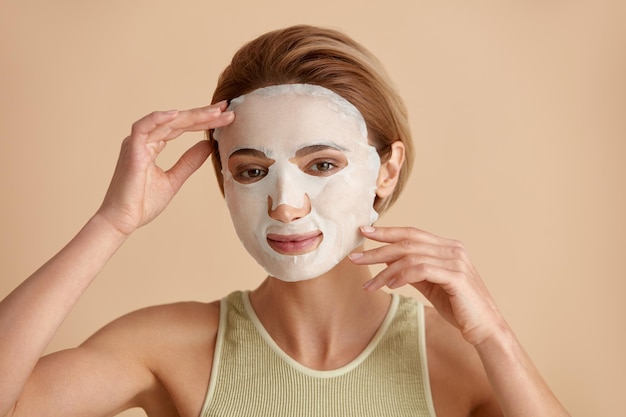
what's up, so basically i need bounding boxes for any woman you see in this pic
[0,25,569,416]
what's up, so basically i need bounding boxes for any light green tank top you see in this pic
[199,291,436,417]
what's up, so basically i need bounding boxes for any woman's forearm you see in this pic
[0,213,127,416]
[474,324,570,417]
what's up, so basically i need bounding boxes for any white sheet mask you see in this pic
[214,84,380,282]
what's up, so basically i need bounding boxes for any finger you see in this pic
[165,140,212,193]
[165,103,228,130]
[146,107,234,143]
[350,227,467,266]
[349,240,458,266]
[150,112,235,143]
[386,256,470,289]
[128,101,228,139]
[359,225,458,246]
[130,110,180,137]
[363,258,463,292]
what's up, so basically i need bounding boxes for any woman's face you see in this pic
[214,84,380,282]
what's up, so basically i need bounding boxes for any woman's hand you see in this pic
[96,102,234,236]
[349,226,506,346]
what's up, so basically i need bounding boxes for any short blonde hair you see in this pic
[209,25,413,213]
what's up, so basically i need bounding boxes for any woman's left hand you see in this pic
[349,226,506,346]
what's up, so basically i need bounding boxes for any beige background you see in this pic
[1,1,624,415]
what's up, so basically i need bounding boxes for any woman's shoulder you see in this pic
[126,299,221,331]
[82,298,222,379]
[85,299,221,347]
[80,298,223,415]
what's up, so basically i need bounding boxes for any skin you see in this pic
[0,103,570,417]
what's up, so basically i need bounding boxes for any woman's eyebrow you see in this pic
[294,144,346,157]
[228,148,271,160]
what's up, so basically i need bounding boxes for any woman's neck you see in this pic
[248,256,392,370]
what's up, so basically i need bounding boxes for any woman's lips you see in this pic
[266,231,323,255]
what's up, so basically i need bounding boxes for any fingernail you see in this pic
[214,100,228,109]
[387,279,397,289]
[363,279,374,290]
[348,252,363,260]
[361,225,375,233]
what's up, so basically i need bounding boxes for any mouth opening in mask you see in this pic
[266,230,324,256]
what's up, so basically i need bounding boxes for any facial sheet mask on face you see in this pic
[213,84,380,282]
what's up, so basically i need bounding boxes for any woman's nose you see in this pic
[266,171,312,223]
[267,194,311,223]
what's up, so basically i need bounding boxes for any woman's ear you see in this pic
[376,141,405,199]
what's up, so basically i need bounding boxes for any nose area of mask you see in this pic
[267,161,307,210]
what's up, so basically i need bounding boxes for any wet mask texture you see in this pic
[214,84,380,282]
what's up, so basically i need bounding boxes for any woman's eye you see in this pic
[306,159,343,176]
[312,161,335,171]
[244,168,265,178]
[234,167,268,183]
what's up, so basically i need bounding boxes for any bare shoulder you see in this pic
[82,299,223,417]
[85,299,221,348]
[424,306,502,417]
[14,300,222,417]
[94,299,222,413]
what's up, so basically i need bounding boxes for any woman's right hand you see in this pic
[96,102,234,236]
